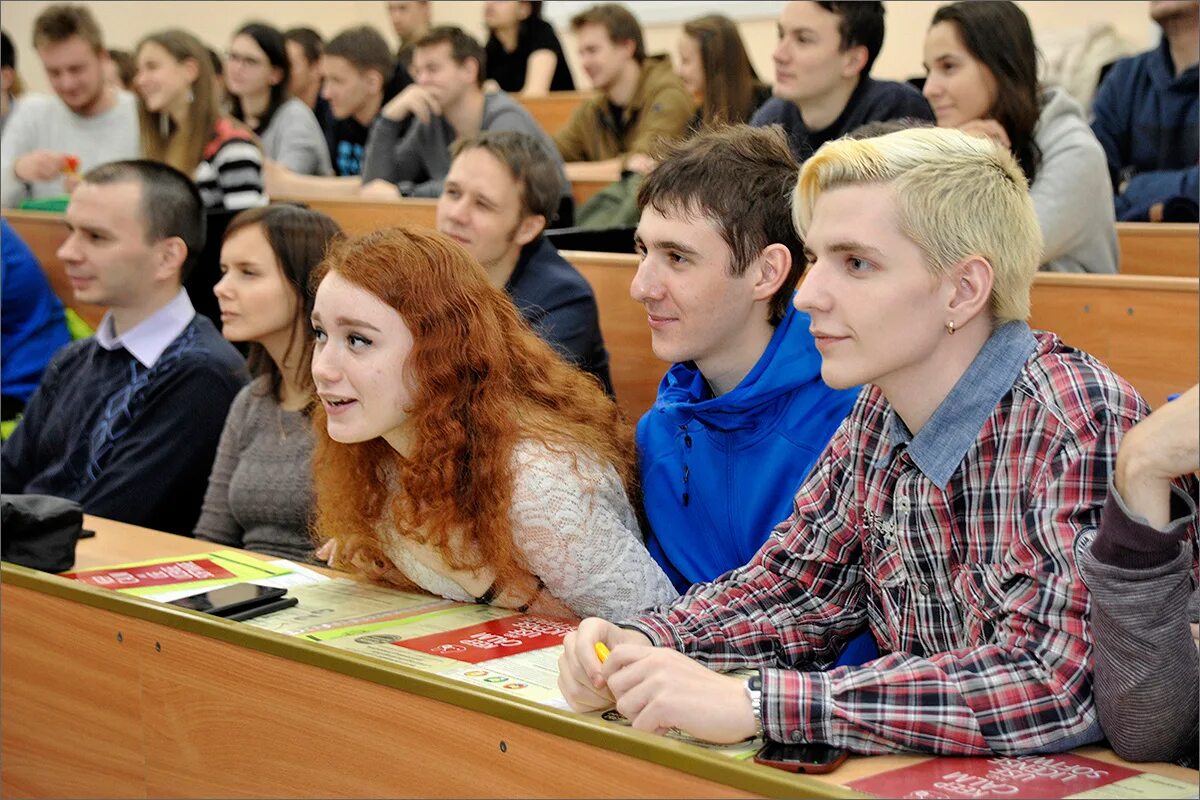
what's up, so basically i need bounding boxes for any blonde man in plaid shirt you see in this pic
[558,126,1148,756]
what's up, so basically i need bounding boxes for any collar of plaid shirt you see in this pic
[877,320,1038,488]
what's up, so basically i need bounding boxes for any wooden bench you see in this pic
[273,195,438,235]
[517,91,591,138]
[1116,222,1198,278]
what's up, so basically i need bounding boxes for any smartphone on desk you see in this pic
[754,741,849,774]
[167,583,294,620]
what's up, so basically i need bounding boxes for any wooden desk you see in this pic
[273,194,438,236]
[5,518,1195,798]
[518,91,591,137]
[1117,222,1199,278]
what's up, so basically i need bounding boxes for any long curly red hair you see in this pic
[310,226,634,593]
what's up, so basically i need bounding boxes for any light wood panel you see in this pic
[273,194,439,236]
[518,91,592,138]
[1116,222,1199,278]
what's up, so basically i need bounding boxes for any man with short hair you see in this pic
[631,125,859,597]
[1,4,139,208]
[437,130,610,393]
[362,26,569,211]
[387,0,432,72]
[321,25,396,178]
[1,160,249,536]
[559,127,1148,756]
[751,1,932,162]
[1090,0,1199,222]
[554,3,693,180]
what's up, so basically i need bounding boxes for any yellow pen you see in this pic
[594,641,611,663]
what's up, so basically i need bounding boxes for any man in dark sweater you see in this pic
[436,131,612,395]
[0,160,248,535]
[751,1,933,162]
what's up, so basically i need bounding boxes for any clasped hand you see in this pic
[557,617,758,744]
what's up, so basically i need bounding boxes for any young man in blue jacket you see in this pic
[632,125,860,595]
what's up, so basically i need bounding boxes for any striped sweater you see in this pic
[195,118,268,212]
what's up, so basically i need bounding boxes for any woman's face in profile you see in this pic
[310,270,417,448]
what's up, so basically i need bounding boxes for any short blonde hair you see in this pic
[793,127,1042,324]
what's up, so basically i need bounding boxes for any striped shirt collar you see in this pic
[880,320,1038,487]
[94,289,196,368]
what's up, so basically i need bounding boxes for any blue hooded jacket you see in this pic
[636,304,860,593]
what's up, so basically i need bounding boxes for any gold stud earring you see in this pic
[945,320,957,335]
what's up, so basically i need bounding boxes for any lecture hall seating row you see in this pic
[5,208,1196,413]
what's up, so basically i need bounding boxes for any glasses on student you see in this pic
[225,51,267,69]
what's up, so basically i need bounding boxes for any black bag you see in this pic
[1,494,84,572]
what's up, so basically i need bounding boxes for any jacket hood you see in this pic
[652,304,824,432]
[1036,85,1088,134]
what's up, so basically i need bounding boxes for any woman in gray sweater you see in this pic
[195,205,342,561]
[226,22,332,176]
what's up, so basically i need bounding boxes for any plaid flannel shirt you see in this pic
[625,322,1149,756]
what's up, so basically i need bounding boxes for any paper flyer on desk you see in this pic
[62,550,293,596]
[846,752,1198,799]
[243,578,454,636]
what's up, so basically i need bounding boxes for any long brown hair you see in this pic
[222,205,343,403]
[135,29,220,174]
[310,226,635,591]
[684,14,765,127]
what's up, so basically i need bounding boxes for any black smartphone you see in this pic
[167,583,287,618]
[753,741,849,774]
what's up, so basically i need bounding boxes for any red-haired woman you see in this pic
[309,226,676,619]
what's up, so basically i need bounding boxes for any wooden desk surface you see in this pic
[5,517,1196,798]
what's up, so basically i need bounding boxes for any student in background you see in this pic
[104,49,136,91]
[558,127,1147,755]
[437,131,609,392]
[1080,384,1198,768]
[226,22,332,176]
[282,26,335,155]
[1,30,21,134]
[196,206,343,562]
[923,1,1117,274]
[751,2,932,163]
[309,226,675,619]
[1091,0,1198,222]
[361,26,567,202]
[676,14,770,131]
[267,26,393,194]
[1,219,70,419]
[387,0,432,73]
[555,4,693,180]
[1,160,248,535]
[631,125,859,602]
[484,1,575,96]
[134,29,267,213]
[1,4,139,208]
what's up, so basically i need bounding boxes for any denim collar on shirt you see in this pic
[94,289,196,368]
[879,320,1037,488]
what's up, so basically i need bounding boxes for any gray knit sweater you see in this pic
[1078,484,1199,768]
[194,377,316,562]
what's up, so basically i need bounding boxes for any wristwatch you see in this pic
[744,672,765,738]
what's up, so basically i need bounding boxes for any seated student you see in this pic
[309,226,676,619]
[134,29,267,213]
[631,124,860,595]
[387,0,431,75]
[751,1,932,163]
[437,131,611,393]
[1091,0,1198,222]
[923,1,1117,274]
[195,205,343,562]
[264,26,397,197]
[1079,384,1198,768]
[2,29,22,135]
[2,4,140,208]
[558,127,1148,755]
[676,14,771,132]
[226,23,332,177]
[554,4,694,180]
[361,26,568,205]
[282,27,336,157]
[1,219,71,419]
[484,1,575,96]
[1,160,248,535]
